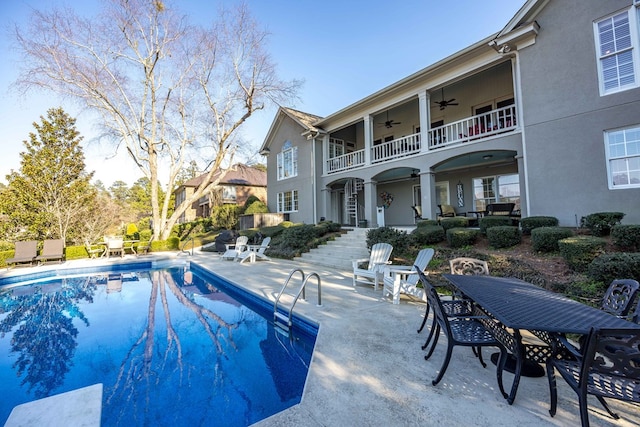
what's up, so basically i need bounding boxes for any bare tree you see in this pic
[14,0,300,240]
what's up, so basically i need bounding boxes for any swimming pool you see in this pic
[0,261,318,426]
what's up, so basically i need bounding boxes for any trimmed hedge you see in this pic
[558,235,607,272]
[520,216,559,235]
[446,227,479,248]
[416,219,439,227]
[440,216,469,230]
[580,212,625,236]
[366,226,409,255]
[478,216,511,234]
[611,224,640,251]
[587,252,640,285]
[486,226,522,249]
[411,225,445,245]
[531,227,574,252]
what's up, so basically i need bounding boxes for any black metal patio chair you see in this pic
[600,279,639,318]
[422,281,508,395]
[546,327,640,427]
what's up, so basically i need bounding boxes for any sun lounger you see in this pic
[6,240,38,268]
[35,239,65,265]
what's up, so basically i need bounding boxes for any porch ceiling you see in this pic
[434,150,516,172]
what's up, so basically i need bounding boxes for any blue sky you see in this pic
[0,0,527,187]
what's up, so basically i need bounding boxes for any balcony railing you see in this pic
[371,134,421,164]
[428,105,516,149]
[326,150,365,173]
[324,105,517,174]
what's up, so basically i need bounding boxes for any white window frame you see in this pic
[594,7,640,95]
[277,190,299,213]
[605,125,640,189]
[277,142,298,180]
[472,174,520,211]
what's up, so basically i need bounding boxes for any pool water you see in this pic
[0,262,317,426]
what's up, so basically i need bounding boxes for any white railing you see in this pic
[371,133,421,164]
[428,105,516,150]
[326,149,365,173]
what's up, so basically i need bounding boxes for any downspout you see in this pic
[311,133,317,224]
[512,50,531,217]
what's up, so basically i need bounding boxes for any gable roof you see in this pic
[259,107,324,154]
[179,164,266,189]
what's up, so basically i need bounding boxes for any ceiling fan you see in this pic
[434,88,458,110]
[379,111,401,128]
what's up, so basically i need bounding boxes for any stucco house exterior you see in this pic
[259,0,640,228]
[174,164,267,224]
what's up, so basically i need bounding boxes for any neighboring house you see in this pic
[260,0,640,228]
[174,164,267,223]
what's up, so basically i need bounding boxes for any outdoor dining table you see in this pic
[442,274,640,405]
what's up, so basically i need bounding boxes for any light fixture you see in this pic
[498,44,511,54]
[483,154,493,160]
[410,169,419,179]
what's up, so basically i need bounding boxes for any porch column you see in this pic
[319,186,330,222]
[363,179,378,227]
[515,153,528,217]
[321,134,329,175]
[419,91,430,153]
[420,171,437,220]
[363,114,372,165]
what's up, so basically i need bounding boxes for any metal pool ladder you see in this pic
[274,268,322,329]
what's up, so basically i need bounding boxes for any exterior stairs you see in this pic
[294,227,370,270]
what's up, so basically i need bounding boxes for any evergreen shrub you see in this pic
[446,227,479,248]
[478,216,511,234]
[531,227,574,252]
[558,235,607,272]
[519,216,559,235]
[587,252,640,285]
[440,217,468,230]
[611,224,640,251]
[411,225,445,245]
[486,226,521,249]
[580,212,625,236]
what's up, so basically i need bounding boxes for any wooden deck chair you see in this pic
[352,242,393,290]
[35,239,65,265]
[221,235,248,261]
[382,248,434,304]
[6,240,38,268]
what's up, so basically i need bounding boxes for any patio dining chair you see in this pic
[352,242,393,290]
[382,248,434,304]
[422,282,508,395]
[106,237,124,258]
[546,327,640,427]
[600,279,639,318]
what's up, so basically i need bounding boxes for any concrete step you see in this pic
[294,227,370,270]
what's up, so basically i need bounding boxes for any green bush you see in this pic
[531,226,574,252]
[244,200,269,214]
[580,212,625,236]
[440,216,468,230]
[587,252,640,285]
[243,195,262,210]
[446,227,479,248]
[65,245,88,260]
[411,225,445,245]
[558,235,607,272]
[149,237,180,252]
[486,226,521,249]
[520,216,559,235]
[478,216,511,234]
[267,223,340,259]
[416,219,439,227]
[211,204,242,230]
[366,226,409,255]
[611,224,640,251]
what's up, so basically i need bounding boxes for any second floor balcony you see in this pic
[325,104,517,174]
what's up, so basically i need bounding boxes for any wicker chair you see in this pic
[546,327,640,427]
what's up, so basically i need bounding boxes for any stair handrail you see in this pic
[301,272,322,307]
[180,237,195,256]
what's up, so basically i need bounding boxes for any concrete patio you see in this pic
[1,251,638,426]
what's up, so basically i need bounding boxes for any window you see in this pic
[277,141,298,180]
[277,190,299,213]
[594,9,637,94]
[329,138,345,158]
[472,174,520,211]
[435,182,449,206]
[605,125,640,188]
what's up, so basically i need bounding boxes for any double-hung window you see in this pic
[277,141,298,180]
[277,190,298,213]
[594,8,638,94]
[605,125,640,188]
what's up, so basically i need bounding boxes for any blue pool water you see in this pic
[0,261,317,426]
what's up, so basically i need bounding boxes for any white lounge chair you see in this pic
[237,236,271,263]
[352,242,393,290]
[382,248,435,304]
[221,235,249,260]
